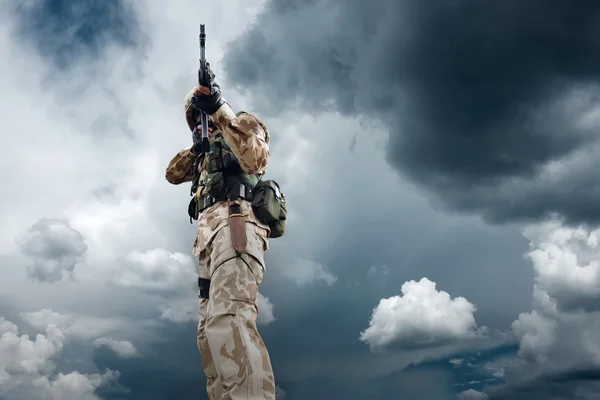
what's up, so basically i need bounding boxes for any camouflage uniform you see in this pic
[165,92,276,400]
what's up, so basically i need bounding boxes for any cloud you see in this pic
[158,298,197,324]
[0,0,288,398]
[20,309,134,341]
[450,358,464,367]
[159,291,276,327]
[257,292,276,325]
[16,218,88,283]
[106,248,278,326]
[10,0,140,70]
[475,221,600,399]
[367,265,391,285]
[0,0,563,398]
[368,265,390,277]
[109,248,197,295]
[458,389,489,400]
[92,337,139,358]
[275,386,288,399]
[0,318,64,387]
[281,258,338,286]
[522,221,600,312]
[0,317,119,399]
[360,278,487,351]
[24,370,121,400]
[221,0,600,225]
[109,248,202,326]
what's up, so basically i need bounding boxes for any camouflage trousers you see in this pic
[196,221,276,400]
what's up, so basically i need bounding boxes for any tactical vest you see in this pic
[187,128,287,239]
[188,130,259,220]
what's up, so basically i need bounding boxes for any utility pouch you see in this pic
[251,180,287,238]
[205,172,225,198]
[269,193,287,238]
[188,197,197,221]
[229,202,247,254]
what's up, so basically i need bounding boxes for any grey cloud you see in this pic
[275,361,460,400]
[236,115,530,393]
[108,248,197,296]
[257,293,276,325]
[279,258,337,287]
[275,386,289,399]
[458,389,489,400]
[92,338,140,358]
[10,0,141,71]
[16,218,88,283]
[470,222,600,399]
[0,316,122,400]
[522,222,600,313]
[486,367,600,400]
[0,1,570,398]
[222,0,600,225]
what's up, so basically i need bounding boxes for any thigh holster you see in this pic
[198,277,211,299]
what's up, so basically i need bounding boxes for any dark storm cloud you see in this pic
[9,0,140,69]
[486,366,600,400]
[222,0,600,225]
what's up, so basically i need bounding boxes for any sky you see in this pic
[1,0,600,399]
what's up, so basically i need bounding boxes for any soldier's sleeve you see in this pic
[165,146,198,184]
[210,103,270,175]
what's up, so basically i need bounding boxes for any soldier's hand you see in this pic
[191,126,203,153]
[193,85,211,96]
[191,82,226,115]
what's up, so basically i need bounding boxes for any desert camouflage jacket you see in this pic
[165,103,271,258]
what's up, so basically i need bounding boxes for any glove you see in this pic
[191,127,203,153]
[190,82,226,115]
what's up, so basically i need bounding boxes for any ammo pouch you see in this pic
[251,180,287,238]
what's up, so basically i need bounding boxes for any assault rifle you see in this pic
[197,23,211,153]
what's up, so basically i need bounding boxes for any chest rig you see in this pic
[187,130,259,221]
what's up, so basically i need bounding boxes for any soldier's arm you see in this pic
[165,147,198,184]
[210,103,270,175]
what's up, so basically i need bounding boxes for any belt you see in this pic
[190,183,254,221]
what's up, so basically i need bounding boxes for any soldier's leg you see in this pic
[205,226,276,399]
[197,250,223,400]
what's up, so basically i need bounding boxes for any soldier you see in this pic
[165,80,276,400]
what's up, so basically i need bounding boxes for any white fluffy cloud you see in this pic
[0,317,119,399]
[360,278,486,350]
[25,370,121,400]
[514,222,600,370]
[523,221,600,311]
